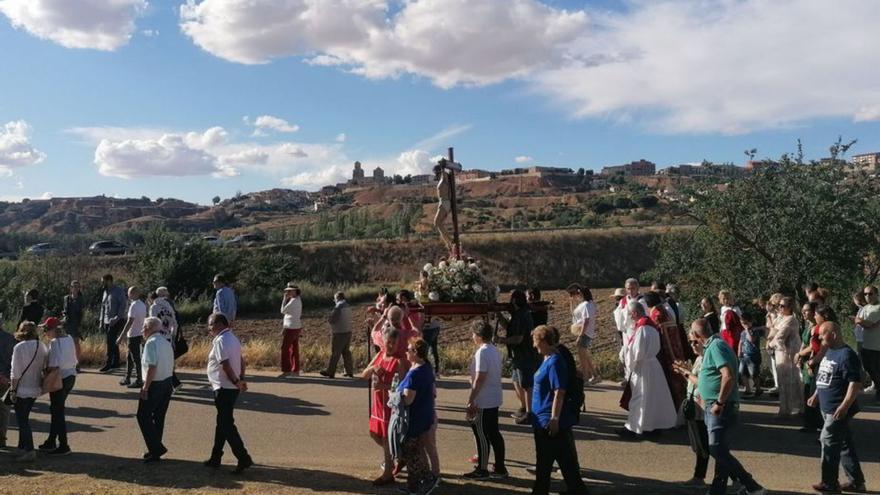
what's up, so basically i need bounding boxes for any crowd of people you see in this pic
[0,274,876,495]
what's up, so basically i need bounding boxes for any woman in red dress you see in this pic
[362,319,409,485]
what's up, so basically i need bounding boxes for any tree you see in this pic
[647,144,880,316]
[577,168,585,176]
[635,195,659,208]
[212,196,221,206]
[393,174,405,185]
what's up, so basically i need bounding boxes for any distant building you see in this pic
[601,159,656,176]
[458,169,492,182]
[352,161,365,183]
[409,174,433,185]
[346,161,388,187]
[852,152,880,171]
[373,166,385,182]
[745,159,778,172]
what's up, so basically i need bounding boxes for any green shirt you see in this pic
[862,303,880,351]
[698,335,740,405]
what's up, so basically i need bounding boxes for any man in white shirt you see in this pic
[119,287,147,388]
[204,313,253,474]
[280,283,303,377]
[136,317,174,462]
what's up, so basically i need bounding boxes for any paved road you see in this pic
[1,368,878,494]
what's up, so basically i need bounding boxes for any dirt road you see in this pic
[0,369,877,494]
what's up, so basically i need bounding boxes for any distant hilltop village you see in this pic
[321,151,880,195]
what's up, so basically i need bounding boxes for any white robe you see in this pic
[619,323,677,434]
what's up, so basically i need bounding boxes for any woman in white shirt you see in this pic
[40,317,78,455]
[464,320,506,480]
[9,321,47,462]
[567,284,600,385]
[280,283,303,377]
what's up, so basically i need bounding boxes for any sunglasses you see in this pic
[864,292,876,296]
[688,340,700,345]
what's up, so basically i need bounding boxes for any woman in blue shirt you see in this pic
[530,325,589,495]
[398,338,438,494]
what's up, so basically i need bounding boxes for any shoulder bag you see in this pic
[2,343,39,405]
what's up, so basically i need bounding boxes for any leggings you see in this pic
[470,407,506,471]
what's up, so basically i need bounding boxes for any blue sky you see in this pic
[0,0,878,205]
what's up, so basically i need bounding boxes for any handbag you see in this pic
[570,322,582,336]
[4,343,39,405]
[681,390,697,421]
[619,374,632,411]
[42,368,63,395]
[173,329,189,359]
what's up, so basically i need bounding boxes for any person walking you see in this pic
[321,291,353,378]
[692,318,766,495]
[362,325,406,486]
[463,320,507,480]
[808,322,867,493]
[62,280,85,363]
[494,289,538,425]
[567,284,600,385]
[150,287,182,392]
[212,274,237,324]
[280,283,303,378]
[118,287,146,388]
[397,338,438,494]
[39,317,78,455]
[530,325,589,495]
[204,313,253,474]
[770,297,804,416]
[9,321,48,462]
[673,320,711,487]
[0,325,18,449]
[99,274,127,372]
[18,289,44,327]
[854,285,880,402]
[137,317,175,462]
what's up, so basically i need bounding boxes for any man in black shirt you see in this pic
[495,290,539,425]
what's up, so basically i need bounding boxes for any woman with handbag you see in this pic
[9,321,47,462]
[673,321,711,487]
[39,317,78,455]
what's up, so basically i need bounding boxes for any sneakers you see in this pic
[48,445,71,456]
[172,382,184,394]
[462,468,491,480]
[127,381,144,389]
[489,468,509,480]
[119,378,131,386]
[38,440,57,452]
[811,482,841,494]
[232,456,254,474]
[863,384,875,394]
[343,373,354,378]
[589,375,603,385]
[510,408,526,421]
[203,458,221,468]
[319,370,334,378]
[841,481,867,493]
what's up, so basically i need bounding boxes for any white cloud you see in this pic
[39,192,53,200]
[279,143,308,158]
[335,133,346,143]
[394,150,443,177]
[0,120,46,171]
[248,115,300,136]
[95,133,220,178]
[854,105,880,123]
[532,0,880,134]
[141,29,158,37]
[180,0,586,88]
[0,0,147,50]
[514,155,533,164]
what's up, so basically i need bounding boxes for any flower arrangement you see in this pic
[416,259,498,303]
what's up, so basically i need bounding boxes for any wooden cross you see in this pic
[438,147,462,259]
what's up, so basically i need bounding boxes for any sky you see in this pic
[0,0,878,205]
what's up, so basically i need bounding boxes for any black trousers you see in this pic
[532,425,588,495]
[104,320,124,367]
[48,375,76,447]
[470,407,505,471]
[861,349,880,399]
[693,419,710,479]
[136,377,172,455]
[211,388,250,462]
[126,336,143,382]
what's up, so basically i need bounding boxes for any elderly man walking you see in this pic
[137,317,175,462]
[99,274,127,373]
[321,292,353,379]
[212,275,237,324]
[204,313,253,474]
[808,322,867,493]
[691,318,766,495]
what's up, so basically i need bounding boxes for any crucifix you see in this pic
[433,147,463,259]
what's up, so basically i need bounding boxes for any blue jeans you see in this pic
[705,403,762,495]
[820,412,864,487]
[14,397,36,451]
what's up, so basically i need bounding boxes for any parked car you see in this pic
[26,242,60,257]
[89,240,128,256]
[225,233,266,247]
[202,235,224,246]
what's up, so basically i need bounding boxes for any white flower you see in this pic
[428,291,440,302]
[468,263,479,271]
[472,284,482,293]
[423,263,433,272]
[454,259,466,268]
[438,261,447,269]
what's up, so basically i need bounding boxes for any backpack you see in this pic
[557,344,585,423]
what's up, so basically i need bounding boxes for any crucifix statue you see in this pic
[433,147,462,259]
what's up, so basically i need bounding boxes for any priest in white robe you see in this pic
[618,300,677,437]
[615,278,648,340]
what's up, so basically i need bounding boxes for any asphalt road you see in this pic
[0,368,878,494]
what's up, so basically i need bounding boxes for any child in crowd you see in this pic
[739,312,764,397]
